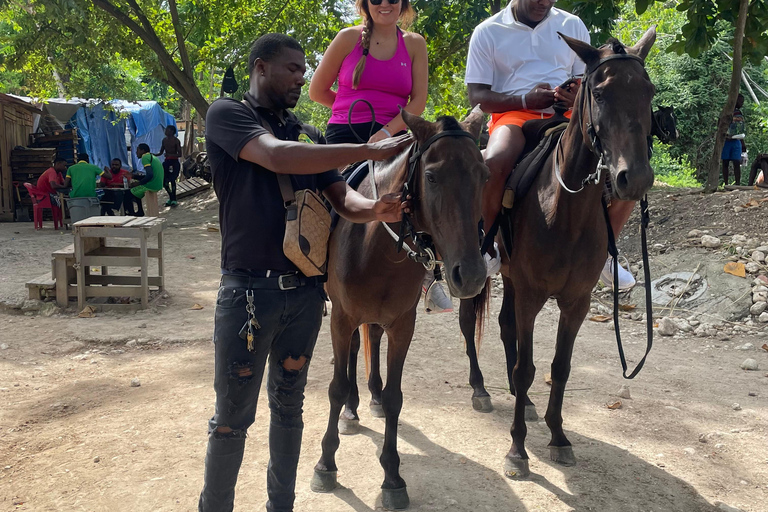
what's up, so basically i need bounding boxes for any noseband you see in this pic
[554,51,653,194]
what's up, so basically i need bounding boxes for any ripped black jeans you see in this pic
[199,282,325,512]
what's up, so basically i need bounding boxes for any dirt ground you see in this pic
[1,188,767,512]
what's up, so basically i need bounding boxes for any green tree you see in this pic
[0,0,348,117]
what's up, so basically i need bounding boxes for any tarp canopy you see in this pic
[37,98,176,170]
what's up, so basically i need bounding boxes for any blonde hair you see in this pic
[352,0,415,89]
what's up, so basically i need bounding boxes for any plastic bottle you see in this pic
[123,176,129,189]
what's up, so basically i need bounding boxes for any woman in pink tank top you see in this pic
[309,0,428,145]
[311,1,453,313]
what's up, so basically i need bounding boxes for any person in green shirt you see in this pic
[63,153,112,198]
[125,143,165,216]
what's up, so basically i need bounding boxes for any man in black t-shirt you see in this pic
[198,34,411,512]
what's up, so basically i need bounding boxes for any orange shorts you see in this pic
[489,109,572,135]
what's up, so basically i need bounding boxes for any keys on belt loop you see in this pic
[244,289,260,352]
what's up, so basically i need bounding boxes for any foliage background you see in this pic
[1,0,767,186]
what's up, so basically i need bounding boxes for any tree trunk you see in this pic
[491,0,502,14]
[704,0,749,192]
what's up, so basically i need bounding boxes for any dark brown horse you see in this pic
[311,110,488,509]
[459,28,658,478]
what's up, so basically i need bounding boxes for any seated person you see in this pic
[100,158,133,215]
[466,0,634,289]
[125,143,164,217]
[63,153,112,198]
[36,158,68,206]
[748,153,768,186]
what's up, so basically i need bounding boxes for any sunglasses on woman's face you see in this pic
[369,0,400,5]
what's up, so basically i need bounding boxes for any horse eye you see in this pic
[426,173,437,184]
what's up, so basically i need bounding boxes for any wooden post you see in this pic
[145,191,159,217]
[75,228,86,311]
[140,230,149,308]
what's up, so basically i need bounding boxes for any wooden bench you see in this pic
[26,273,56,300]
[51,238,105,307]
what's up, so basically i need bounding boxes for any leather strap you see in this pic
[241,97,296,207]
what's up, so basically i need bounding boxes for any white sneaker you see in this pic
[600,256,636,291]
[484,242,501,277]
[422,274,453,313]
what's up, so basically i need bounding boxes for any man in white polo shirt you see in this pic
[466,0,636,289]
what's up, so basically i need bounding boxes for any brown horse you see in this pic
[458,28,658,478]
[311,110,488,509]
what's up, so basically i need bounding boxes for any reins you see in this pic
[347,99,475,271]
[553,51,655,379]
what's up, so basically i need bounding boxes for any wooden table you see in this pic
[73,216,165,311]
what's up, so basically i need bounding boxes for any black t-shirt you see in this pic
[205,95,343,274]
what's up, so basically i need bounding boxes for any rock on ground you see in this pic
[740,359,759,371]
[657,317,678,336]
[701,235,722,248]
[749,302,767,315]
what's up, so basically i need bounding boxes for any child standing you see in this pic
[156,125,183,206]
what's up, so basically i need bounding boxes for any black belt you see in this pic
[221,273,325,291]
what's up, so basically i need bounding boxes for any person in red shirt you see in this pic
[36,158,67,206]
[101,158,133,215]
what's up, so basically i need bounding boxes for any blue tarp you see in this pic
[71,100,176,170]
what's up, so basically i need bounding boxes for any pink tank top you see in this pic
[329,28,413,125]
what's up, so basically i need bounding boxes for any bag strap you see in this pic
[241,97,296,207]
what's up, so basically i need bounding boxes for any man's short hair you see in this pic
[77,153,89,163]
[137,143,151,153]
[111,158,122,164]
[54,157,67,165]
[166,125,177,135]
[248,34,304,74]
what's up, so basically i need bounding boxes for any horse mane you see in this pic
[435,115,463,132]
[601,37,627,55]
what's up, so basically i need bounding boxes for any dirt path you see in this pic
[1,191,766,512]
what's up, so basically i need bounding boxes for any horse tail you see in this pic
[473,277,492,355]
[361,324,371,381]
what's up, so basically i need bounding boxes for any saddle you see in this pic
[501,104,570,210]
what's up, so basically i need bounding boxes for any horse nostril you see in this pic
[451,264,464,288]
[616,170,629,191]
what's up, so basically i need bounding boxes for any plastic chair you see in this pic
[23,183,62,230]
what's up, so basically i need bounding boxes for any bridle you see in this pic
[371,130,476,271]
[554,51,653,195]
[347,99,477,271]
[551,48,656,380]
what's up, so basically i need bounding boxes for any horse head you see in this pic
[562,26,657,201]
[400,109,489,299]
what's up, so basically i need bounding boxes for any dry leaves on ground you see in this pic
[190,304,204,310]
[761,343,768,352]
[77,305,96,318]
[724,262,746,278]
[606,401,623,410]
[544,373,552,385]
[589,315,612,323]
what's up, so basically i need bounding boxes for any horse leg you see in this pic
[504,296,545,480]
[367,324,386,418]
[311,311,357,493]
[459,298,493,413]
[499,276,537,420]
[339,328,361,435]
[546,294,591,467]
[379,311,416,510]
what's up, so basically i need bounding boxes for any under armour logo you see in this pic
[401,62,407,67]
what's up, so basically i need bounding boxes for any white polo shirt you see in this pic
[465,2,590,112]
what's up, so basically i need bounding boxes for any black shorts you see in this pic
[325,122,384,144]
[163,159,181,181]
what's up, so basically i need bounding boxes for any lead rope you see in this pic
[602,195,654,379]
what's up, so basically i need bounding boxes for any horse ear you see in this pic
[460,105,485,141]
[630,25,656,62]
[401,108,437,142]
[558,32,600,71]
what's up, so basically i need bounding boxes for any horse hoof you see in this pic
[369,402,385,418]
[503,456,530,479]
[549,446,576,466]
[338,418,360,435]
[472,395,493,413]
[310,469,338,493]
[381,486,410,510]
[524,405,539,422]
